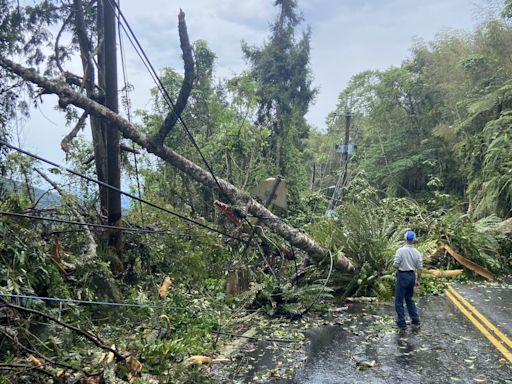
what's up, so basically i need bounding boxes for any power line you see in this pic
[0,294,302,343]
[106,0,230,202]
[0,210,197,237]
[0,140,245,242]
[117,0,144,224]
[298,249,334,318]
[0,293,259,313]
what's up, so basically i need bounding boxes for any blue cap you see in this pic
[405,230,416,241]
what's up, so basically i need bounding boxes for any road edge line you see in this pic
[445,289,512,362]
[447,285,512,349]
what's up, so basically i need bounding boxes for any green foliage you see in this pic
[129,287,218,372]
[0,198,69,298]
[242,0,316,208]
[417,276,449,296]
[504,0,512,18]
[325,19,512,217]
[248,273,333,317]
[434,212,505,272]
[306,199,408,299]
[335,204,404,298]
[139,41,272,221]
[457,84,512,218]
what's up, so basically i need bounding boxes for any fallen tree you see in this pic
[0,13,355,273]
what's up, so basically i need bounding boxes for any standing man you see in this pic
[394,230,423,330]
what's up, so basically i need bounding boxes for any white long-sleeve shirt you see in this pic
[394,244,423,271]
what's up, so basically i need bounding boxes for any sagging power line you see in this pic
[0,293,257,313]
[0,210,200,237]
[0,140,245,243]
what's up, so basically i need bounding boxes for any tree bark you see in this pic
[0,60,355,273]
[73,0,108,215]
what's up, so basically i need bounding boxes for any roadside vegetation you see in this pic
[1,0,512,382]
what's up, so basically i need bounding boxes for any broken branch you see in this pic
[0,329,76,370]
[0,363,56,378]
[0,298,125,361]
[34,167,97,262]
[61,111,88,154]
[152,9,195,144]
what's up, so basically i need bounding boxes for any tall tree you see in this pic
[242,0,316,202]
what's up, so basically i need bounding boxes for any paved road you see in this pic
[292,283,512,383]
[242,283,512,383]
[456,283,512,339]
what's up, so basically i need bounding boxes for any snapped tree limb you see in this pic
[61,111,88,154]
[0,298,125,361]
[152,9,195,144]
[0,60,355,273]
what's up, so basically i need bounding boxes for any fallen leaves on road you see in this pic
[356,359,377,370]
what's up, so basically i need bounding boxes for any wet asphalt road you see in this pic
[292,284,512,384]
[456,283,512,339]
[243,283,512,383]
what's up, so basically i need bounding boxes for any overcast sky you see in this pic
[17,0,490,165]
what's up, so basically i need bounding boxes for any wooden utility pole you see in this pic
[102,0,122,243]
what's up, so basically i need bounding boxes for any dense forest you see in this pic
[1,0,511,382]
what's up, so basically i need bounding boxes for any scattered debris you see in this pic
[346,296,378,303]
[157,276,173,299]
[355,359,377,370]
[426,269,464,278]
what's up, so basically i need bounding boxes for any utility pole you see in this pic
[343,112,351,161]
[102,0,122,245]
[326,111,353,216]
[341,111,352,188]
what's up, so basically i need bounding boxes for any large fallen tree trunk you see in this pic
[0,61,355,274]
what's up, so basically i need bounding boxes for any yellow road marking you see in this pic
[447,285,512,350]
[445,290,512,362]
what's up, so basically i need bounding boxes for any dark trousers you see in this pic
[395,271,419,327]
